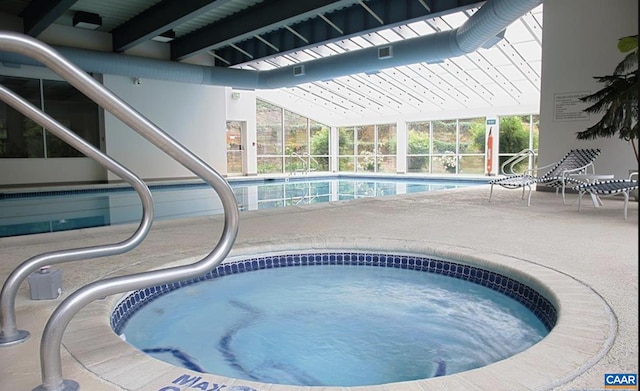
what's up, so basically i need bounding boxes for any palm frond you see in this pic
[614,51,638,75]
[578,35,638,164]
[581,76,636,114]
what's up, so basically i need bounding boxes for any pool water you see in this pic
[119,264,548,387]
[0,176,482,237]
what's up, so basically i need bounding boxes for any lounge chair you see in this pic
[576,172,638,219]
[488,148,601,206]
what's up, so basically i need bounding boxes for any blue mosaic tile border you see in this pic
[111,252,558,334]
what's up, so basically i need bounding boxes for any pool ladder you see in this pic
[290,152,319,175]
[0,31,240,391]
[500,148,537,175]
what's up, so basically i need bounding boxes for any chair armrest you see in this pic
[561,163,596,178]
[629,171,638,181]
[534,161,558,172]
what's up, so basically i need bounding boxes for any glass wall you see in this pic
[407,121,431,173]
[0,75,99,158]
[255,99,538,177]
[407,117,486,174]
[256,99,330,174]
[376,124,397,173]
[309,120,329,172]
[338,123,397,173]
[256,100,283,174]
[497,115,540,173]
[458,118,486,174]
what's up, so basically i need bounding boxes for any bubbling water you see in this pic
[120,264,548,387]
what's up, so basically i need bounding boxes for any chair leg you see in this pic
[623,190,629,220]
[489,184,494,202]
[578,190,583,212]
[526,184,532,207]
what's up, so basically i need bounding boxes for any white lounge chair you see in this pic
[488,148,602,206]
[576,172,639,219]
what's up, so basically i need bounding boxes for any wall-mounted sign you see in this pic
[486,119,496,125]
[553,91,590,121]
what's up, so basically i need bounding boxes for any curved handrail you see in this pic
[500,148,536,175]
[290,151,308,173]
[0,85,155,347]
[291,152,319,173]
[0,31,240,391]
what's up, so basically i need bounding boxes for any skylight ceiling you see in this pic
[245,5,543,126]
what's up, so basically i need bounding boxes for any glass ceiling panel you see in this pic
[247,5,542,125]
[440,11,469,28]
[504,20,535,44]
[392,25,420,39]
[514,41,542,62]
[334,39,362,52]
[479,47,512,66]
[376,29,403,43]
[348,35,372,48]
[361,32,388,46]
[406,20,437,35]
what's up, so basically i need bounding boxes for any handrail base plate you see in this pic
[0,329,30,347]
[33,379,79,391]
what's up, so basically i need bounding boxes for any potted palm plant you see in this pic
[577,34,638,199]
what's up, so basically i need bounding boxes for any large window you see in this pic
[458,118,486,174]
[407,121,431,173]
[407,117,485,174]
[256,100,283,174]
[432,120,457,174]
[497,115,540,173]
[256,100,539,177]
[0,75,99,158]
[376,124,397,173]
[338,123,397,173]
[256,99,330,174]
[309,120,329,172]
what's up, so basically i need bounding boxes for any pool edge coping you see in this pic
[64,237,616,391]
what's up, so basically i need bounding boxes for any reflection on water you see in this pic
[0,177,478,237]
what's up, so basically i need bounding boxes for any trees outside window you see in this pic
[407,122,431,173]
[338,124,396,173]
[256,99,538,177]
[497,115,539,173]
[407,118,486,175]
[256,99,331,174]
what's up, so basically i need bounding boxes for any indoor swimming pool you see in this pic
[0,176,485,237]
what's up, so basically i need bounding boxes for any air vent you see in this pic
[293,65,305,76]
[378,46,393,59]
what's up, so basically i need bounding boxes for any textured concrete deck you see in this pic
[1,183,638,391]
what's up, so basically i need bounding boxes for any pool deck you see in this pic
[1,183,638,391]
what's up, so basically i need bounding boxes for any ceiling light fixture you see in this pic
[152,30,176,43]
[72,11,102,30]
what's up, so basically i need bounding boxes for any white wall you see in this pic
[538,0,638,179]
[0,158,106,186]
[102,75,227,181]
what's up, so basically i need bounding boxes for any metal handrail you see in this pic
[500,148,536,175]
[308,154,319,171]
[290,151,308,174]
[0,85,155,347]
[0,31,239,391]
[291,152,319,173]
